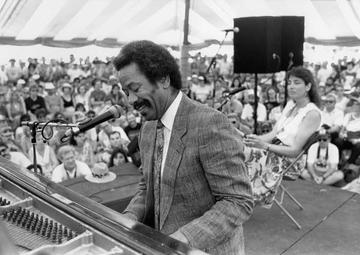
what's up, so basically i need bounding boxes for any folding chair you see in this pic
[274,132,319,229]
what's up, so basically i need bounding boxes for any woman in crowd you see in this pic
[244,66,322,207]
[108,148,128,171]
[108,83,125,106]
[74,84,89,110]
[6,90,26,129]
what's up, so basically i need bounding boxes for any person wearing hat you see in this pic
[5,59,22,82]
[44,82,64,116]
[301,128,343,185]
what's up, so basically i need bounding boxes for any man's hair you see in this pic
[57,145,75,160]
[113,40,182,90]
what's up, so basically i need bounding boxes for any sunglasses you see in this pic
[0,148,8,154]
[324,100,335,104]
[319,138,328,142]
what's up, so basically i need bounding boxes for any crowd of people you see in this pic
[0,51,359,192]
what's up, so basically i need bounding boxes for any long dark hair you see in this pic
[108,148,128,167]
[287,66,322,108]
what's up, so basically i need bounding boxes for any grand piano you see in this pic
[0,157,206,255]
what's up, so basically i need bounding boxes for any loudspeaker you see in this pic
[233,16,304,74]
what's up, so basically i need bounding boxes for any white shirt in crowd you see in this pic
[241,103,267,122]
[51,160,91,183]
[321,108,344,128]
[191,84,212,103]
[307,142,339,170]
[9,151,32,169]
[160,91,183,176]
[98,126,130,148]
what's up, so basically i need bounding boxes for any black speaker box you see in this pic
[233,16,304,74]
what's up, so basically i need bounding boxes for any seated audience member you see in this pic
[301,128,343,185]
[44,82,63,116]
[108,148,129,171]
[24,85,47,119]
[241,90,267,130]
[333,97,360,170]
[61,83,75,121]
[321,94,343,141]
[97,121,130,149]
[0,125,23,153]
[109,131,129,153]
[244,67,322,207]
[0,142,31,169]
[124,113,142,141]
[51,145,91,183]
[89,78,106,114]
[334,83,349,112]
[191,75,212,103]
[69,132,95,168]
[28,132,58,178]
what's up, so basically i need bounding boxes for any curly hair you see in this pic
[287,66,322,108]
[113,40,182,89]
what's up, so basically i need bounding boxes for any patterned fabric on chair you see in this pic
[244,147,306,208]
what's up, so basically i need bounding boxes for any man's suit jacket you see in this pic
[123,95,254,255]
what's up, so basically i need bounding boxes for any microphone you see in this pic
[223,84,251,97]
[222,27,240,33]
[62,105,122,139]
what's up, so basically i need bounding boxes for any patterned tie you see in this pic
[153,120,164,230]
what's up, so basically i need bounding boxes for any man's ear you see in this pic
[160,76,170,89]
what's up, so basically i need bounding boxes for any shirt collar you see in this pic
[161,92,182,131]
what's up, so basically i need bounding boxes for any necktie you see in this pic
[153,120,164,230]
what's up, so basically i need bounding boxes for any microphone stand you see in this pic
[21,121,78,175]
[284,53,294,105]
[206,31,230,108]
[27,121,41,175]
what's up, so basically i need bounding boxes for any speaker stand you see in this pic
[253,73,259,134]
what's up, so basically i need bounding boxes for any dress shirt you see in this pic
[160,92,183,176]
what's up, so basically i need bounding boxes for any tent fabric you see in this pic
[0,0,359,48]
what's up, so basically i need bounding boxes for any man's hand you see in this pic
[170,231,189,244]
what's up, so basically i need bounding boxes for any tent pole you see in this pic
[180,0,191,88]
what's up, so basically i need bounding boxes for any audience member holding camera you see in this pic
[244,66,322,207]
[301,128,343,185]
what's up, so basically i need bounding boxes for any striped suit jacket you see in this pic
[123,95,254,254]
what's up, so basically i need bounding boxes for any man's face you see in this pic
[109,133,121,148]
[118,63,170,121]
[324,97,336,111]
[62,152,76,170]
[0,145,10,160]
[0,127,13,142]
[127,115,137,127]
[319,137,329,148]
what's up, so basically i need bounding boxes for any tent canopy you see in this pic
[0,0,360,48]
